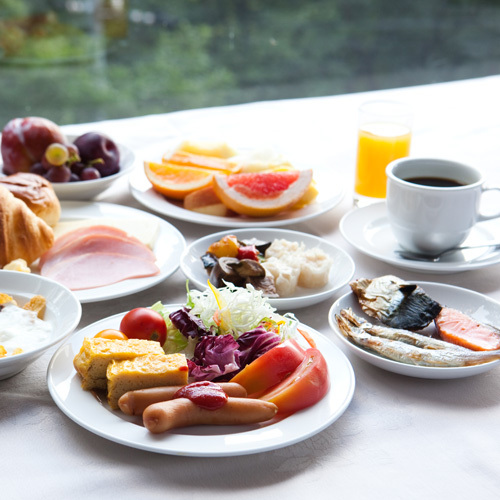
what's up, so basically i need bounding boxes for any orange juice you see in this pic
[354,122,411,198]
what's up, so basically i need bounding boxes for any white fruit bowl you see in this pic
[0,271,82,380]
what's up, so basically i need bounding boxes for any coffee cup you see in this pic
[386,158,500,255]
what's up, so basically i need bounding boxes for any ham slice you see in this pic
[40,225,160,290]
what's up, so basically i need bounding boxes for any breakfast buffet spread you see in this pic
[2,95,500,471]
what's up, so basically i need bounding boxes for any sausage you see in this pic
[118,382,247,416]
[143,397,278,434]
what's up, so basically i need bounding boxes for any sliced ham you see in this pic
[39,224,160,290]
[42,252,160,290]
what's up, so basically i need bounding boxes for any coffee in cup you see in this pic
[386,158,500,255]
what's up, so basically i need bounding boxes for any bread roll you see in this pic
[0,173,61,226]
[0,185,54,267]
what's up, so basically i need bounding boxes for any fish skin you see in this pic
[350,275,442,330]
[336,308,500,367]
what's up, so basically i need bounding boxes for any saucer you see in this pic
[339,202,500,274]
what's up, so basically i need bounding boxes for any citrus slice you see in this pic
[162,151,238,174]
[213,169,313,217]
[144,161,214,200]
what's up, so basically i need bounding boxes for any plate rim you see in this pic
[328,280,500,379]
[180,227,356,309]
[339,202,500,273]
[129,167,345,228]
[47,308,355,457]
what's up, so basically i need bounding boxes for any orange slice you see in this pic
[213,169,313,217]
[144,161,214,200]
[162,151,238,174]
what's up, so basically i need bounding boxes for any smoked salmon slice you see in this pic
[435,307,500,351]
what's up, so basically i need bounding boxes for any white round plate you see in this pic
[328,281,500,379]
[47,310,355,457]
[129,168,344,228]
[0,137,135,201]
[180,228,355,310]
[0,271,81,380]
[39,201,186,303]
[339,202,500,274]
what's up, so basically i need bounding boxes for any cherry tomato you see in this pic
[230,339,305,396]
[94,329,128,340]
[119,307,167,345]
[259,348,329,415]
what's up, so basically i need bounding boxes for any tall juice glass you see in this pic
[354,100,413,206]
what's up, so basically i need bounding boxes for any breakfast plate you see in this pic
[180,228,355,310]
[41,201,186,303]
[340,202,500,274]
[0,271,81,379]
[129,167,345,228]
[328,281,500,379]
[47,311,355,457]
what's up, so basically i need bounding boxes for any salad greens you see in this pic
[151,282,299,381]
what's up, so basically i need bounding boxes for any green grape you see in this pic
[44,143,69,167]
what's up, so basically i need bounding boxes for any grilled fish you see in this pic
[350,275,442,330]
[336,308,500,367]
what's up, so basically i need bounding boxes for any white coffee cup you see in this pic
[386,158,500,254]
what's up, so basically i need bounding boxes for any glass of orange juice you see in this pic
[354,100,413,206]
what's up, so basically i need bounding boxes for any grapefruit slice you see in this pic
[144,161,214,200]
[213,169,313,217]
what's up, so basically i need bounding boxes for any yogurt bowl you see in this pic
[0,271,81,379]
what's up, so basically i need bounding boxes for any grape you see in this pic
[30,162,46,176]
[44,143,69,167]
[69,173,80,182]
[44,165,72,183]
[70,162,86,176]
[66,143,80,162]
[80,166,101,181]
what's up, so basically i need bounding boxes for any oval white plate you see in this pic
[40,201,186,303]
[129,168,344,228]
[47,310,355,457]
[181,228,355,310]
[328,281,500,379]
[340,202,500,274]
[0,271,81,380]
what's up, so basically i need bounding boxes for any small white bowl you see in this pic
[0,271,82,380]
[52,138,135,200]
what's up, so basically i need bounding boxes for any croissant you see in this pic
[0,185,54,267]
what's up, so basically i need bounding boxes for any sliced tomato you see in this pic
[230,339,305,396]
[259,348,329,415]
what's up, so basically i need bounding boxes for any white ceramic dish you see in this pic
[129,167,344,228]
[340,202,500,274]
[52,138,136,200]
[180,228,355,310]
[47,311,355,457]
[0,137,135,201]
[0,271,81,380]
[328,281,500,379]
[40,201,186,303]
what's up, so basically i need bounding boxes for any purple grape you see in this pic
[69,173,80,182]
[80,166,101,181]
[30,162,46,176]
[70,162,86,176]
[44,165,72,183]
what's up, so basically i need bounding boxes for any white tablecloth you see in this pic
[3,76,500,499]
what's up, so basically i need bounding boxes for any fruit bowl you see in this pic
[0,134,136,201]
[50,137,136,200]
[0,271,82,380]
